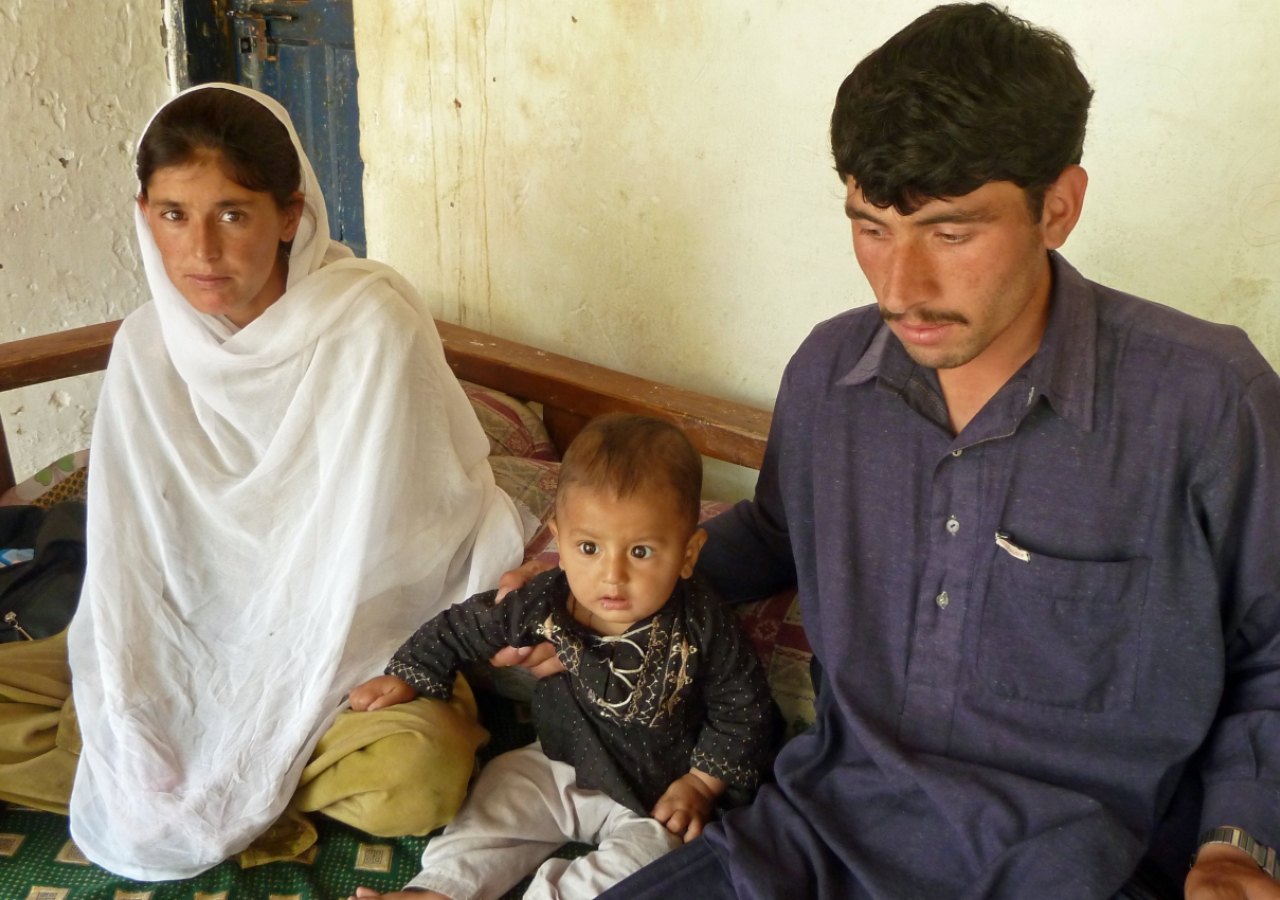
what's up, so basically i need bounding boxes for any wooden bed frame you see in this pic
[0,319,772,495]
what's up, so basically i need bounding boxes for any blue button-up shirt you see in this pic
[699,253,1280,899]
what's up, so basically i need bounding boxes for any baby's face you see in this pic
[550,486,706,635]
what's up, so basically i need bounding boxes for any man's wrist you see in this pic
[1195,827,1279,881]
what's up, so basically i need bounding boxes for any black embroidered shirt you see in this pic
[386,567,777,814]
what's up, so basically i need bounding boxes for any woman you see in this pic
[0,85,526,880]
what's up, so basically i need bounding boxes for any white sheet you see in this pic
[66,84,525,880]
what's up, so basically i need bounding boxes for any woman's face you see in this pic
[139,148,303,327]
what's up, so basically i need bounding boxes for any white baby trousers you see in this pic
[404,743,682,900]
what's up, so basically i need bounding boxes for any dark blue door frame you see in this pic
[176,0,367,257]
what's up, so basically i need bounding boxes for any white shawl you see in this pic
[66,84,525,880]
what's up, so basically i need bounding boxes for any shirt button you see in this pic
[936,591,950,609]
[951,449,963,457]
[946,516,960,535]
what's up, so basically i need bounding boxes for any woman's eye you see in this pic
[160,209,183,221]
[220,210,244,223]
[577,541,598,556]
[938,231,968,244]
[630,546,654,559]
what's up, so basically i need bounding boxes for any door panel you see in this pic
[230,0,366,257]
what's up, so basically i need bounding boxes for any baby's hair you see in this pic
[556,414,702,529]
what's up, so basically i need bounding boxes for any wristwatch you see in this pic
[1195,826,1279,880]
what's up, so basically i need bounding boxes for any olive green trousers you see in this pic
[0,630,487,866]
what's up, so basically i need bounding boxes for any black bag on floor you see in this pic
[0,502,87,642]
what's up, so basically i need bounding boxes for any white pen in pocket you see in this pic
[995,531,1031,563]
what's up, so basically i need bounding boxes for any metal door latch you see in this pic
[228,9,296,62]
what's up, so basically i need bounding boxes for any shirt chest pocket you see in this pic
[975,546,1150,712]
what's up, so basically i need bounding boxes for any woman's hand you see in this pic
[488,560,566,678]
[349,675,417,711]
[1186,844,1280,900]
[651,768,725,843]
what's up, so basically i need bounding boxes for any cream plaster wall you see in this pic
[1,0,169,480]
[348,1,1269,491]
[355,2,1277,499]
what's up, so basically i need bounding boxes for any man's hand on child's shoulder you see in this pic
[494,559,553,601]
[652,768,725,843]
[349,674,417,711]
[489,559,567,678]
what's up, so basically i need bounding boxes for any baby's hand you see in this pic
[349,675,417,712]
[651,769,725,842]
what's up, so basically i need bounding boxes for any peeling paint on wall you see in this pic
[0,0,170,480]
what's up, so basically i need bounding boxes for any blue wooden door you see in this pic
[229,1,366,257]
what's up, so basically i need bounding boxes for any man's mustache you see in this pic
[880,307,969,326]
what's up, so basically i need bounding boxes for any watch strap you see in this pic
[1198,826,1279,881]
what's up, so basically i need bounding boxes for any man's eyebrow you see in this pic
[845,205,887,225]
[844,204,996,227]
[913,208,994,226]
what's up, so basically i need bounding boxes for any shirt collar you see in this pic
[1027,252,1096,432]
[836,251,1097,433]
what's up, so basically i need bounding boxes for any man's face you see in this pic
[846,178,1052,371]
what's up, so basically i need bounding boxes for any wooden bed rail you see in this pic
[0,320,771,495]
[435,323,771,469]
[0,320,122,393]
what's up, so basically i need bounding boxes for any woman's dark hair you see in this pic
[137,87,301,209]
[831,3,1094,219]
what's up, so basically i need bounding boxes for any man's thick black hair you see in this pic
[831,3,1093,218]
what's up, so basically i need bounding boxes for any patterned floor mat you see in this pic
[0,689,589,900]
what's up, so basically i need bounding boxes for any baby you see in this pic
[348,413,777,900]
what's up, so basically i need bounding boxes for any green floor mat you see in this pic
[0,689,590,900]
[0,807,432,900]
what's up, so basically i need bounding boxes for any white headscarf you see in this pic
[67,84,525,880]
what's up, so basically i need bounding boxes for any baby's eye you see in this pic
[630,546,654,559]
[577,541,598,556]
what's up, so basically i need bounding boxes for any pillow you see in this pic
[460,381,558,461]
[487,456,559,562]
[697,502,815,738]
[0,451,90,508]
[735,588,814,738]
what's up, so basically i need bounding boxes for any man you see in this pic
[501,4,1280,898]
